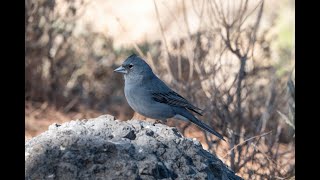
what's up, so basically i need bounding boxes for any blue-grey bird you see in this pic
[114,54,225,141]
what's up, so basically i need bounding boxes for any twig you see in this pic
[153,0,176,82]
[245,0,264,56]
[277,111,295,130]
[223,130,272,159]
[181,0,195,81]
[251,143,288,175]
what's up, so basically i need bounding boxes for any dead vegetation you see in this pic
[25,0,294,179]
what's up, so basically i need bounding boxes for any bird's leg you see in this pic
[156,119,167,124]
[132,112,166,125]
[132,112,147,120]
[145,118,166,125]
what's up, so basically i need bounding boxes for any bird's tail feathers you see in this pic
[187,106,203,116]
[176,109,225,141]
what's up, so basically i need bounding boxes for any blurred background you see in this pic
[25,0,295,179]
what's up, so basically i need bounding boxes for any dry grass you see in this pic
[25,0,294,179]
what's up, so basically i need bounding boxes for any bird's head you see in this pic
[114,54,154,81]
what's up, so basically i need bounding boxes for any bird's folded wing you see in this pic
[151,91,203,116]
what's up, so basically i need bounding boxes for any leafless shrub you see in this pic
[152,0,294,179]
[25,0,134,117]
[25,0,294,178]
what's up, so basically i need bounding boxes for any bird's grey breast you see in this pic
[124,81,175,120]
[124,82,149,113]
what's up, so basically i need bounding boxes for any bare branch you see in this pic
[245,0,264,56]
[153,0,176,82]
[223,131,272,159]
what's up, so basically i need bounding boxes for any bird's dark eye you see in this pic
[128,64,133,69]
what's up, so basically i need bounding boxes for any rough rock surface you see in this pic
[25,115,243,180]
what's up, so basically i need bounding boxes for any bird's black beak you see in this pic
[114,66,127,74]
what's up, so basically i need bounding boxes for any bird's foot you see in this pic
[145,118,166,125]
